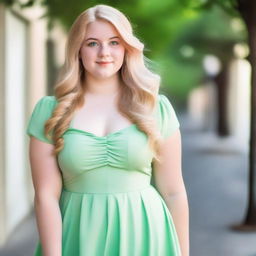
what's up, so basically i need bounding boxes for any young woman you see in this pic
[27,4,189,256]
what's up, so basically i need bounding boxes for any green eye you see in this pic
[111,41,119,45]
[88,42,97,47]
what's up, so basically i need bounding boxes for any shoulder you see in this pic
[156,93,180,138]
[26,95,58,144]
[157,93,175,113]
[36,95,58,106]
[33,95,58,113]
[28,95,58,124]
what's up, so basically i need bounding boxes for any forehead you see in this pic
[85,20,120,40]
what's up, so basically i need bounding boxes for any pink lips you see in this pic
[97,61,113,65]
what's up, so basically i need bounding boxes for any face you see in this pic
[79,19,126,80]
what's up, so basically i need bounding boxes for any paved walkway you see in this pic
[0,211,37,256]
[1,113,256,256]
[181,114,256,256]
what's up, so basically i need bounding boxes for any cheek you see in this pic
[80,48,95,61]
[113,48,125,60]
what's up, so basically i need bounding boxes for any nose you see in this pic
[98,43,110,57]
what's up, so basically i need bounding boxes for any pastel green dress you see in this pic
[26,94,181,256]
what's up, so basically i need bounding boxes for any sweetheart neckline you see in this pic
[66,123,137,139]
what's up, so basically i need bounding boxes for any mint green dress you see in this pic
[26,94,181,256]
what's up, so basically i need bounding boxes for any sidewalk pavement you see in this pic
[180,113,256,256]
[0,210,37,256]
[1,113,256,256]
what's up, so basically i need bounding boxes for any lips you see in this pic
[96,61,113,64]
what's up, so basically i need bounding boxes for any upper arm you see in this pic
[152,129,185,197]
[29,137,62,201]
[26,96,62,200]
[152,94,185,197]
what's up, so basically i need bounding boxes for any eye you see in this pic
[87,41,98,47]
[110,41,119,45]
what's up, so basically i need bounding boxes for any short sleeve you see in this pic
[26,96,57,144]
[157,94,180,138]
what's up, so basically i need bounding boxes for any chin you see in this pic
[95,72,117,79]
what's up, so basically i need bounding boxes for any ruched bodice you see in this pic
[58,122,153,190]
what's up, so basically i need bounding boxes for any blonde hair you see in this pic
[45,4,164,161]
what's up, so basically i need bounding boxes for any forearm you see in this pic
[34,197,62,256]
[163,191,190,256]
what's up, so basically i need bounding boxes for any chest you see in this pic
[70,101,133,137]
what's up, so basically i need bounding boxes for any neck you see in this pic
[83,73,122,95]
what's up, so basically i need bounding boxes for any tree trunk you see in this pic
[234,0,256,229]
[214,62,229,136]
[244,18,256,227]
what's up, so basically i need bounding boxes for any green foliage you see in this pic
[0,0,34,7]
[185,0,239,16]
[170,5,246,62]
[154,54,204,102]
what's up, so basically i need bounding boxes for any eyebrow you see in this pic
[85,36,120,41]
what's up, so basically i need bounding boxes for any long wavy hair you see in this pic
[45,4,164,162]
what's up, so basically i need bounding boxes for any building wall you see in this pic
[0,4,6,245]
[5,7,29,240]
[0,3,66,246]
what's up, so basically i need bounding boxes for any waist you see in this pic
[62,167,152,193]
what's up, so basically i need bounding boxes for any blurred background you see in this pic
[0,0,256,255]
